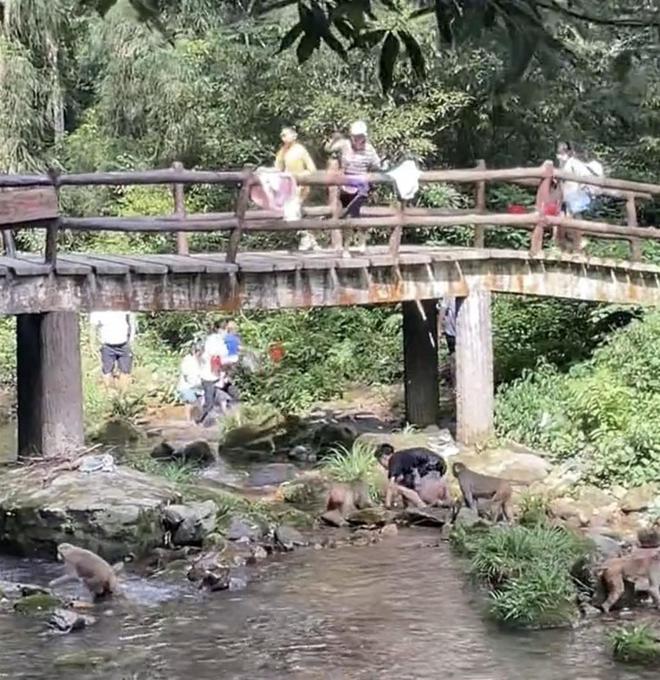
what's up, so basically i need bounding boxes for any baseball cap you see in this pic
[350,120,368,136]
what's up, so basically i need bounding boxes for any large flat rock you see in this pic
[0,465,180,561]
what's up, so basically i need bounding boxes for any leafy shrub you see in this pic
[610,625,660,665]
[496,311,660,487]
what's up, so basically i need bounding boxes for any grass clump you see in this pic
[128,454,197,486]
[320,440,383,500]
[610,625,660,665]
[517,493,550,528]
[451,523,591,629]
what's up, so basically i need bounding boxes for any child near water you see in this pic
[224,321,241,364]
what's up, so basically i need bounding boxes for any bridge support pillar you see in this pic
[402,299,439,427]
[17,312,84,458]
[455,289,494,445]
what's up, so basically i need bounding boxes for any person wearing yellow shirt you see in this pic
[275,127,319,251]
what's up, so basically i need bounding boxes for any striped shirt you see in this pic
[328,139,381,194]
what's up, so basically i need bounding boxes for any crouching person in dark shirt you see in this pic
[375,443,447,509]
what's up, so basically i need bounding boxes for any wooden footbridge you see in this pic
[2,160,660,459]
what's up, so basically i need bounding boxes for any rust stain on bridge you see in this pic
[0,246,657,314]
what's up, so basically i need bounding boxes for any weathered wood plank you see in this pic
[397,252,433,266]
[188,254,238,274]
[0,187,58,226]
[21,253,91,276]
[89,254,169,275]
[0,256,51,276]
[58,253,129,275]
[332,257,370,269]
[138,254,206,274]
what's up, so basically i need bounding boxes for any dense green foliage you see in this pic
[1,0,659,461]
[451,523,590,629]
[610,625,660,666]
[496,312,660,486]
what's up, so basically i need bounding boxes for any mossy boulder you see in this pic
[278,473,331,513]
[0,465,180,561]
[89,417,143,447]
[13,592,62,615]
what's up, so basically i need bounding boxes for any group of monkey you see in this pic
[324,443,660,615]
[326,443,514,523]
[43,443,660,616]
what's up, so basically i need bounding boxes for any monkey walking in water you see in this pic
[452,462,513,522]
[49,543,121,601]
[599,548,660,613]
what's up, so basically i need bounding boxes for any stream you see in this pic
[0,419,655,679]
[0,529,654,680]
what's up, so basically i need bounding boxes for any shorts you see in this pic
[100,342,133,375]
[178,388,201,404]
[340,191,367,218]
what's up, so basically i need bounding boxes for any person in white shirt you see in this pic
[178,341,204,421]
[196,322,231,425]
[556,141,603,251]
[89,310,137,388]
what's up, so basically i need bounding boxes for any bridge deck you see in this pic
[0,246,658,313]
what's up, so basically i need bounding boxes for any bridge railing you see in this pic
[1,161,659,266]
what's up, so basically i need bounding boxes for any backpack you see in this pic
[210,355,223,376]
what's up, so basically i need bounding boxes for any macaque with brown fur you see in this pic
[452,462,513,521]
[49,543,120,600]
[600,548,660,613]
[412,468,451,507]
[326,479,373,516]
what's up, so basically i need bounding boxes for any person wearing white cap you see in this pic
[326,120,382,251]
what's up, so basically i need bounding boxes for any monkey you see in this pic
[48,543,120,601]
[326,479,373,516]
[452,462,513,522]
[599,548,660,613]
[412,468,451,507]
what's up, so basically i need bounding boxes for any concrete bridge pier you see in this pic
[17,312,84,458]
[402,299,440,427]
[455,289,494,445]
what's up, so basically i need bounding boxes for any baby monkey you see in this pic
[49,543,120,600]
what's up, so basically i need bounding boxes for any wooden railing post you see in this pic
[473,159,486,248]
[171,161,189,255]
[327,158,343,250]
[388,199,405,257]
[626,193,641,261]
[226,174,252,264]
[3,230,16,258]
[45,168,60,266]
[531,160,553,255]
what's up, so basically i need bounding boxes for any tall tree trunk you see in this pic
[46,34,65,139]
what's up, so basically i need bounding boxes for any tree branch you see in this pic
[537,0,660,28]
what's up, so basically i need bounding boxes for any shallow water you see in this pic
[0,530,653,680]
